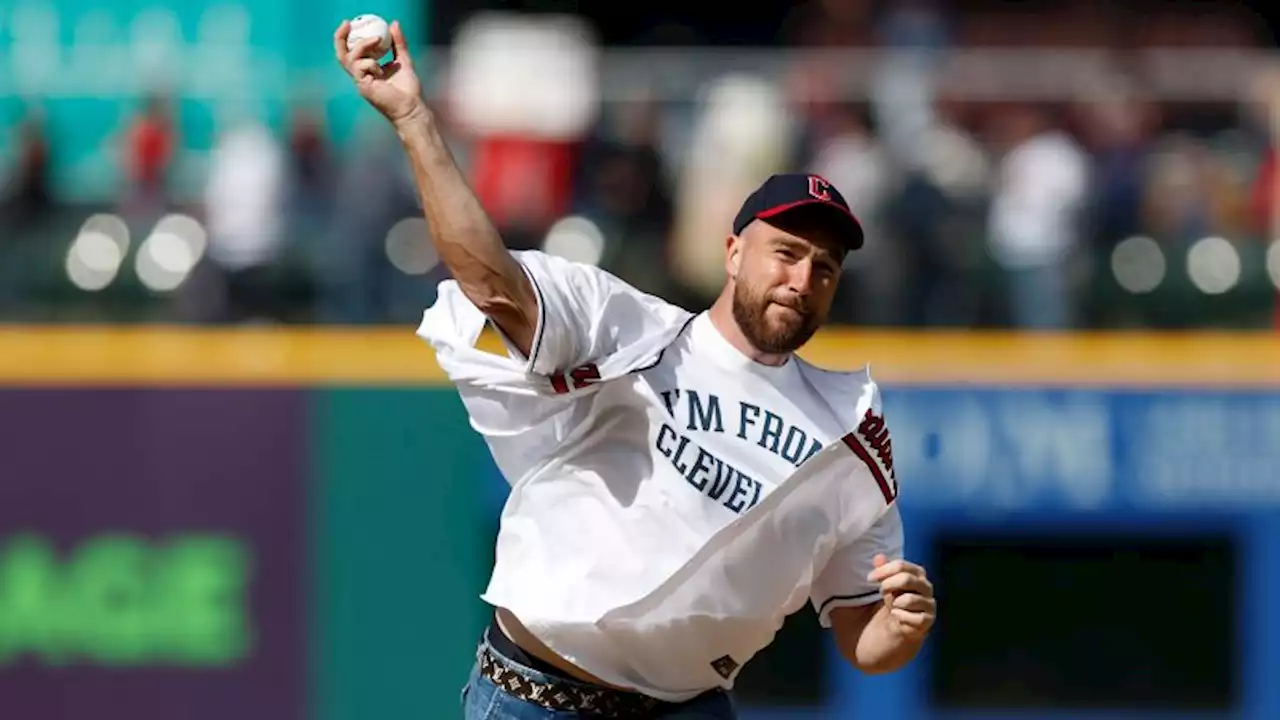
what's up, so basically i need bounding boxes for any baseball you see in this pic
[346,14,392,57]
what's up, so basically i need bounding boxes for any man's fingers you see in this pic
[337,31,385,81]
[890,608,934,630]
[892,593,936,613]
[333,21,351,65]
[878,572,933,597]
[867,558,926,583]
[346,36,385,65]
[864,558,937,636]
[390,21,414,69]
[350,58,384,82]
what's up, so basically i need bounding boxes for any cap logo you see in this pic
[808,175,832,202]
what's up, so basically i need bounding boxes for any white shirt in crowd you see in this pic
[417,251,903,701]
[987,130,1090,269]
[204,120,285,271]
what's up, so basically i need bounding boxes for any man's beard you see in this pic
[731,282,821,355]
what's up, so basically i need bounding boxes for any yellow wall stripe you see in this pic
[0,326,1278,387]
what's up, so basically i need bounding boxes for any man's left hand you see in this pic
[867,554,936,641]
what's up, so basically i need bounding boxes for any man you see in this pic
[335,20,936,719]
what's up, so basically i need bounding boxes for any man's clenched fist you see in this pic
[867,554,936,641]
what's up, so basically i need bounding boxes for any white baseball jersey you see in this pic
[417,250,903,702]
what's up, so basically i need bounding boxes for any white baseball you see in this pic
[346,14,392,57]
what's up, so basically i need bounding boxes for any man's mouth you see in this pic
[772,302,806,317]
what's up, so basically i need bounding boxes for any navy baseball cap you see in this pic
[733,173,864,251]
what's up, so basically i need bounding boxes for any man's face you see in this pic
[727,212,846,354]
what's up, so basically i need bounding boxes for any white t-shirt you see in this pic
[417,251,903,701]
[987,130,1089,269]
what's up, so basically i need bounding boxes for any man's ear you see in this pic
[726,234,742,278]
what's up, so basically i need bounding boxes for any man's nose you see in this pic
[787,260,814,296]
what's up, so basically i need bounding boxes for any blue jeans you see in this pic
[460,637,737,719]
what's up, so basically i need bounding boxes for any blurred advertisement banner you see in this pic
[0,389,307,720]
[886,388,1280,511]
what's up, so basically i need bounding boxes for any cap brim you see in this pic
[755,199,865,250]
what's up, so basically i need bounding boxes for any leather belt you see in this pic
[479,643,675,718]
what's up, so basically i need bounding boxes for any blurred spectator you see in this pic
[885,160,951,326]
[866,0,975,326]
[285,104,336,302]
[1077,85,1157,252]
[286,105,334,222]
[573,97,676,298]
[1142,135,1214,248]
[200,113,286,322]
[671,74,794,303]
[870,0,948,174]
[917,101,991,202]
[986,104,1090,329]
[0,110,53,315]
[1248,71,1280,237]
[891,101,991,327]
[1250,138,1277,237]
[807,104,895,324]
[0,111,52,234]
[315,119,419,324]
[120,92,176,222]
[470,134,577,249]
[1245,71,1280,328]
[449,13,599,250]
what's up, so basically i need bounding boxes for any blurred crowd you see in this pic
[1,0,1278,329]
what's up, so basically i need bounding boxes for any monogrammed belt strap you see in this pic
[479,644,671,718]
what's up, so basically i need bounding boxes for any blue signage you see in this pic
[887,388,1280,513]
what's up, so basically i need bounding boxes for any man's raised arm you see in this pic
[334,18,538,355]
